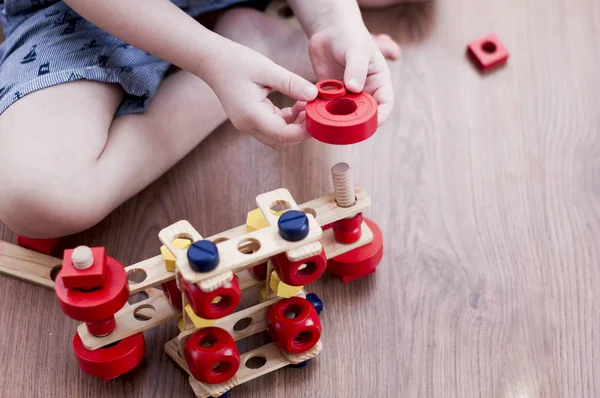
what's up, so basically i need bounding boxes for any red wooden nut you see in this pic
[333,212,363,244]
[467,33,509,72]
[248,262,268,280]
[161,279,183,310]
[306,79,378,145]
[271,246,327,286]
[266,297,321,354]
[181,277,241,319]
[184,327,240,384]
[17,236,60,255]
[60,246,107,290]
[73,332,146,381]
[55,254,129,336]
[327,217,384,283]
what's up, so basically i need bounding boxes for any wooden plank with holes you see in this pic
[0,240,62,289]
[165,336,322,398]
[299,186,370,226]
[77,291,180,350]
[255,188,299,226]
[125,255,175,294]
[177,290,306,355]
[322,221,374,259]
[161,216,322,288]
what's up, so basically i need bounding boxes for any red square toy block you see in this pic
[467,33,509,72]
[17,236,60,255]
[61,246,107,290]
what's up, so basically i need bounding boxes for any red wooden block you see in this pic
[467,33,509,72]
[161,279,183,310]
[181,276,241,319]
[266,297,321,354]
[17,236,60,255]
[60,246,107,290]
[184,327,240,384]
[73,332,146,381]
[306,79,378,145]
[271,247,327,286]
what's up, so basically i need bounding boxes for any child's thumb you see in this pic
[260,64,317,102]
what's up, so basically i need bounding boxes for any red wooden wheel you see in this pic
[306,79,378,145]
[184,327,240,384]
[55,256,129,323]
[266,297,321,354]
[327,217,384,283]
[161,279,183,310]
[73,332,146,381]
[272,247,327,286]
[181,277,241,319]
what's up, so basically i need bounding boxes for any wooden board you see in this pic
[0,240,61,289]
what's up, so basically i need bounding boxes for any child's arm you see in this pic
[287,0,395,125]
[63,0,318,148]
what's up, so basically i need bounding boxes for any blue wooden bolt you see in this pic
[277,210,309,242]
[187,240,219,273]
[306,293,323,315]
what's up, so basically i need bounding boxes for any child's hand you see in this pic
[308,23,394,125]
[205,42,318,149]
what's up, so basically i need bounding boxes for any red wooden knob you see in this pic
[266,297,321,354]
[55,256,129,324]
[161,279,183,310]
[272,246,327,286]
[184,327,240,384]
[73,332,146,381]
[306,79,378,145]
[181,277,241,319]
[327,217,384,283]
[333,212,363,244]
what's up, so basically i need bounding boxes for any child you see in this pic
[0,0,403,239]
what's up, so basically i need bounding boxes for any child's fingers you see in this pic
[256,63,317,102]
[344,47,369,93]
[251,106,310,149]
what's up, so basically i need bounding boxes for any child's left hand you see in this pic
[308,23,396,126]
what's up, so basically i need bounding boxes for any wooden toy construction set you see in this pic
[0,80,385,397]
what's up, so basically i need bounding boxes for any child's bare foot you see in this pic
[214,7,400,82]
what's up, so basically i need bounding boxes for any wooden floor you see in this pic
[2,0,600,396]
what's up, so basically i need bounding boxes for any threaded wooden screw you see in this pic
[331,162,356,207]
[72,246,94,270]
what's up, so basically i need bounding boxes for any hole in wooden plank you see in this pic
[233,317,253,332]
[128,291,149,305]
[212,237,229,244]
[126,268,147,284]
[270,200,291,213]
[174,232,194,243]
[245,354,267,369]
[133,304,155,321]
[302,208,317,218]
[238,238,261,255]
[50,265,62,281]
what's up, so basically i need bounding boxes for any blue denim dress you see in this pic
[0,1,266,116]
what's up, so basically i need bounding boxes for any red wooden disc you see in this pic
[306,79,378,145]
[55,256,129,322]
[73,332,146,381]
[316,80,347,99]
[327,218,384,282]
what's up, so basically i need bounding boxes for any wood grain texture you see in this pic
[2,0,600,396]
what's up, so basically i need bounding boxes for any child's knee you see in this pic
[0,173,106,238]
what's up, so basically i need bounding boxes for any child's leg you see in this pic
[0,71,227,238]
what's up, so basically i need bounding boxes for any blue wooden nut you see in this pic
[290,359,311,368]
[306,293,323,315]
[277,210,309,242]
[187,240,219,272]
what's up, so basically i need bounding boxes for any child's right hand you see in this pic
[204,41,318,149]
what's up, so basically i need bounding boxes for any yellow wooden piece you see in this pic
[177,317,185,332]
[160,238,192,272]
[269,270,303,298]
[246,208,284,233]
[258,286,266,302]
[185,304,217,329]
